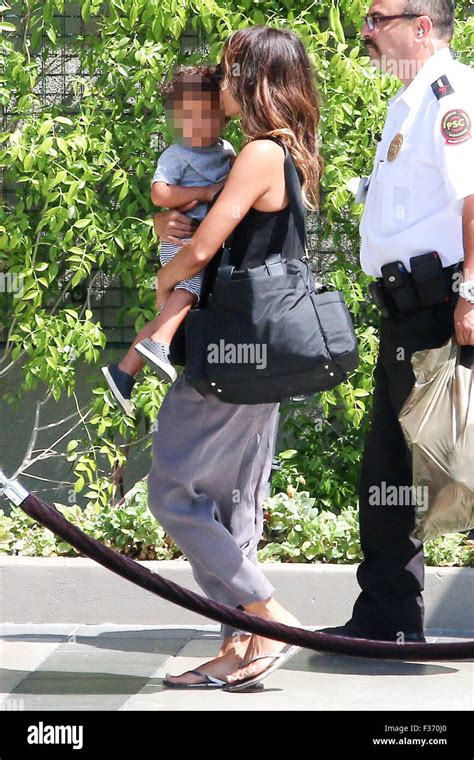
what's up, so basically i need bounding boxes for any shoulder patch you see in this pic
[431,75,454,100]
[440,109,472,145]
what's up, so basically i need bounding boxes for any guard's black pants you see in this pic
[349,298,457,637]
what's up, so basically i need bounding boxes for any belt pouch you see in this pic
[368,280,395,318]
[410,252,453,307]
[381,261,419,314]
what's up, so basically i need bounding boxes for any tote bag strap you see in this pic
[220,137,307,269]
[279,140,307,253]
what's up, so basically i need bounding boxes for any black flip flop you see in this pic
[163,668,227,689]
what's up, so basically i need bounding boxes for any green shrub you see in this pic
[260,490,363,563]
[424,534,474,569]
[0,480,179,560]
[1,483,472,567]
[1,0,472,508]
[260,490,473,567]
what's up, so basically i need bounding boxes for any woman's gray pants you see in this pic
[147,374,279,641]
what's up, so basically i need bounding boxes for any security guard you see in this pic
[323,0,474,641]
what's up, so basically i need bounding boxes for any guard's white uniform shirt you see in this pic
[360,47,474,277]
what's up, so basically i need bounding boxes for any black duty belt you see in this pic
[369,253,462,318]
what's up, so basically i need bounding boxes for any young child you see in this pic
[102,66,235,415]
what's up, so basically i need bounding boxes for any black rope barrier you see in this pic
[2,479,473,661]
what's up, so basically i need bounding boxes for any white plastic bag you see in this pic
[399,337,474,542]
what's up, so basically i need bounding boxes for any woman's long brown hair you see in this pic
[220,26,323,210]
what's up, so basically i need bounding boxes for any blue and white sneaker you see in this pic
[101,363,135,416]
[134,339,177,383]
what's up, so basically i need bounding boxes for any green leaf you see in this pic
[23,154,34,171]
[118,182,129,201]
[57,137,69,156]
[38,120,53,137]
[71,271,83,288]
[279,449,298,460]
[46,27,57,45]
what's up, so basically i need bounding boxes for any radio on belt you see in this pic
[381,260,419,314]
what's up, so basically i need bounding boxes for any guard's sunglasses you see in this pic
[364,12,424,30]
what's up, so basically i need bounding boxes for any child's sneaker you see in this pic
[134,339,177,383]
[101,363,135,416]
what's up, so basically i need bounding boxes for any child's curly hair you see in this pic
[159,65,222,111]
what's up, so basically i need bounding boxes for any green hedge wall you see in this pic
[0,1,473,509]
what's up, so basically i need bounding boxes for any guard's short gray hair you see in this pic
[403,0,455,40]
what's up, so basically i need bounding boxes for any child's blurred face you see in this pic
[167,89,226,147]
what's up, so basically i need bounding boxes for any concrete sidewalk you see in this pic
[1,624,472,711]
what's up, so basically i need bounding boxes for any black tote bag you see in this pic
[175,142,359,403]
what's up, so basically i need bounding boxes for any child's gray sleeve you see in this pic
[151,146,185,186]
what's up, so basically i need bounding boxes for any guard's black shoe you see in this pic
[316,624,426,643]
[101,363,135,416]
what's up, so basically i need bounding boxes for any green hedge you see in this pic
[1,480,472,566]
[1,2,473,509]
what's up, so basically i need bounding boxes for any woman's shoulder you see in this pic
[232,139,286,183]
[238,138,286,163]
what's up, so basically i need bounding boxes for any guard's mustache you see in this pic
[364,38,380,54]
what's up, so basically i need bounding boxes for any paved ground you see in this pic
[0,624,472,711]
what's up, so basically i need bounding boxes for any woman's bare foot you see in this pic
[216,631,251,658]
[164,632,251,686]
[226,598,300,684]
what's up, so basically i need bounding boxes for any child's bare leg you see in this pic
[149,288,197,345]
[117,289,196,377]
[118,317,162,376]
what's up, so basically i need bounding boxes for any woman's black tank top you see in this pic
[200,138,305,305]
[227,138,304,269]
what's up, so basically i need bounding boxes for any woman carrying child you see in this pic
[149,26,323,690]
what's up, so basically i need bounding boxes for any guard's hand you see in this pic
[153,202,199,247]
[454,297,474,345]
